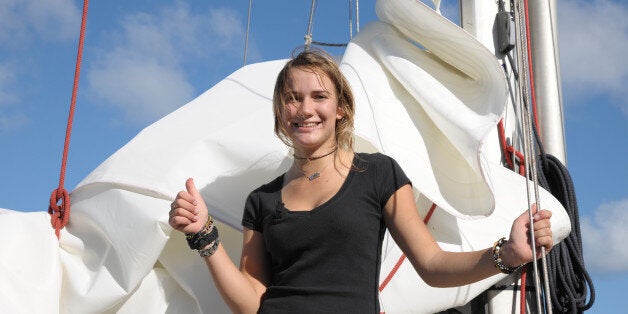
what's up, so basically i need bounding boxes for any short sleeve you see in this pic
[376,154,412,208]
[241,190,263,232]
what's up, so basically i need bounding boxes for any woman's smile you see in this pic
[292,121,321,131]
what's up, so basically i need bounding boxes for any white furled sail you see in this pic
[0,0,570,313]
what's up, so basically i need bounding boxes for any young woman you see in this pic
[168,50,553,313]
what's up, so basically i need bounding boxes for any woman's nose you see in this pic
[297,97,315,116]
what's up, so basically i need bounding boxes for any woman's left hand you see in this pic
[500,204,553,268]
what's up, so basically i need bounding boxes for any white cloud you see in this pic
[581,198,628,273]
[0,63,28,133]
[0,63,16,105]
[0,0,79,132]
[87,2,246,125]
[0,113,28,133]
[25,0,80,41]
[558,0,628,114]
[88,54,194,124]
[0,0,80,44]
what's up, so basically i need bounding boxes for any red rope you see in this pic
[379,202,437,292]
[498,120,526,175]
[520,266,528,314]
[48,0,89,239]
[524,0,540,133]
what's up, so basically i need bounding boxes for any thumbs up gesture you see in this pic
[169,178,210,234]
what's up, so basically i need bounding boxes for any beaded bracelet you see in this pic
[492,237,523,274]
[185,216,215,250]
[199,238,221,258]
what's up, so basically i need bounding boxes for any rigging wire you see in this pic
[305,0,357,49]
[348,0,353,40]
[243,0,253,66]
[304,0,317,49]
[502,0,594,312]
[513,0,553,311]
[48,0,89,239]
[525,1,555,310]
[355,0,360,33]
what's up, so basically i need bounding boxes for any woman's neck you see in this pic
[293,145,338,162]
[289,148,353,182]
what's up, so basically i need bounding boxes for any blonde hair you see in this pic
[273,48,355,151]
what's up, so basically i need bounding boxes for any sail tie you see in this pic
[378,203,437,295]
[498,120,526,175]
[48,0,89,239]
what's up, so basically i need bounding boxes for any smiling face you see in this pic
[273,50,355,152]
[281,67,343,154]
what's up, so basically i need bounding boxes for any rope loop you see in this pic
[48,188,71,238]
[48,0,88,239]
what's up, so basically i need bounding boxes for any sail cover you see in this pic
[0,0,571,313]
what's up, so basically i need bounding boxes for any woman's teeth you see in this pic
[296,122,318,127]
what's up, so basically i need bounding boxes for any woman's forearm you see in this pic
[202,244,265,314]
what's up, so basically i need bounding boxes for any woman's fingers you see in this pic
[170,206,199,223]
[169,215,194,229]
[533,209,552,221]
[169,187,201,231]
[509,205,555,263]
[174,190,197,209]
[531,209,553,254]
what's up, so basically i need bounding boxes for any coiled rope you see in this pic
[48,0,89,239]
[534,124,596,313]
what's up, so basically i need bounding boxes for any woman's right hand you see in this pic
[169,178,210,234]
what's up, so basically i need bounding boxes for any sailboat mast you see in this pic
[461,0,567,165]
[528,0,567,164]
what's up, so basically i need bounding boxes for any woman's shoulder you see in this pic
[355,151,396,164]
[354,152,406,178]
[248,173,284,197]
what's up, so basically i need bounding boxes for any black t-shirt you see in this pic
[241,153,411,313]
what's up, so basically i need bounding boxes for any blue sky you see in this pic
[0,0,626,312]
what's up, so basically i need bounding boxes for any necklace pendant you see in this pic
[307,172,321,181]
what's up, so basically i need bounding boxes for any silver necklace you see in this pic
[304,164,329,181]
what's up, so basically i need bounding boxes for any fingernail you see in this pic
[192,216,198,222]
[194,208,199,214]
[193,200,198,206]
